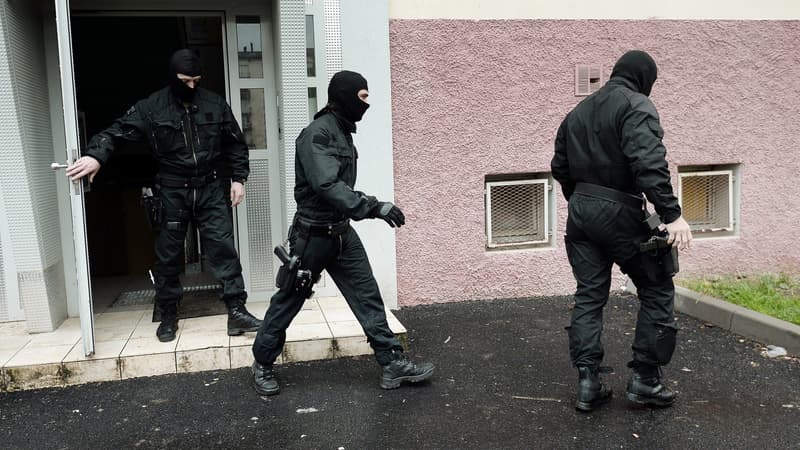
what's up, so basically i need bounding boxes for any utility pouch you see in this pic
[141,187,162,232]
[664,245,679,275]
[275,263,293,290]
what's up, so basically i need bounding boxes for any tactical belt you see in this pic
[294,217,350,237]
[156,171,217,188]
[574,182,644,210]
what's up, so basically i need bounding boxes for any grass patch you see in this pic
[679,274,800,325]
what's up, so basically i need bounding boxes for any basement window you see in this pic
[485,174,554,249]
[677,165,740,237]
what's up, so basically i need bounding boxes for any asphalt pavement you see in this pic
[1,294,798,449]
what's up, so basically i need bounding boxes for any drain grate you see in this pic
[112,284,222,307]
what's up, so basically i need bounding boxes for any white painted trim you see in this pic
[388,0,800,20]
[486,179,550,247]
[677,170,735,233]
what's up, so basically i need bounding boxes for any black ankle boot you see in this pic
[575,366,613,412]
[380,352,434,389]
[156,304,179,342]
[252,361,280,396]
[227,303,262,336]
[626,364,676,407]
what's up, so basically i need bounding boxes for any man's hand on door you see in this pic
[66,156,101,183]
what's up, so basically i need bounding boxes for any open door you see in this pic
[52,0,94,356]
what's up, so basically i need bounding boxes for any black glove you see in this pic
[374,202,405,228]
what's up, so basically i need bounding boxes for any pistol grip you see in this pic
[274,245,291,264]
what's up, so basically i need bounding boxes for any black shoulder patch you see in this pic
[312,133,330,146]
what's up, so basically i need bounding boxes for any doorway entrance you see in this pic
[71,14,229,313]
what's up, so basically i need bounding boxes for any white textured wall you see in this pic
[389,0,800,20]
[0,1,66,329]
[339,0,399,309]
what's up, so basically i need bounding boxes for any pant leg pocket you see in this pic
[653,322,678,364]
[566,325,578,362]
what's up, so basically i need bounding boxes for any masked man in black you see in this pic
[66,49,262,342]
[250,71,433,395]
[551,50,693,412]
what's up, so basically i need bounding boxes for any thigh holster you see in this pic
[274,244,314,298]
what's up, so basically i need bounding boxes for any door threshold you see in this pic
[0,296,407,391]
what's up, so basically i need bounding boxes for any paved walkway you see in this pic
[0,296,405,391]
[0,294,797,449]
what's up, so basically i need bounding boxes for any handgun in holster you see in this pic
[141,187,162,232]
[639,212,679,277]
[274,244,314,296]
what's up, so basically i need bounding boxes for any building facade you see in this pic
[0,0,798,350]
[0,0,397,353]
[389,0,800,305]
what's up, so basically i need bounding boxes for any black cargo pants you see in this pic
[252,222,403,366]
[153,179,247,310]
[564,194,677,368]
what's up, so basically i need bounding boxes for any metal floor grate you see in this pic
[112,284,222,307]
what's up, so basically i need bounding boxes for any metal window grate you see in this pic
[486,179,549,248]
[575,65,603,96]
[678,170,734,232]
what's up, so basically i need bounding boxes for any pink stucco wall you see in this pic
[389,20,800,306]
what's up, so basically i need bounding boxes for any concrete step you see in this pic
[0,296,406,391]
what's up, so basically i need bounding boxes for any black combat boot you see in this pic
[380,351,434,389]
[226,301,262,336]
[626,363,676,407]
[575,366,613,412]
[252,361,280,396]
[156,303,179,342]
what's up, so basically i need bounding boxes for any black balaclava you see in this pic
[327,70,370,123]
[169,49,202,102]
[610,50,658,97]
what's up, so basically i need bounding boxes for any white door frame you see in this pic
[54,0,94,355]
[65,1,284,302]
[223,6,284,299]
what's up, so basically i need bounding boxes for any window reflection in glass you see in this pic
[240,89,267,149]
[308,87,318,122]
[305,15,316,77]
[237,16,263,79]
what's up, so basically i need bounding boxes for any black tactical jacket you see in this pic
[551,77,681,224]
[85,87,249,183]
[294,111,378,224]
